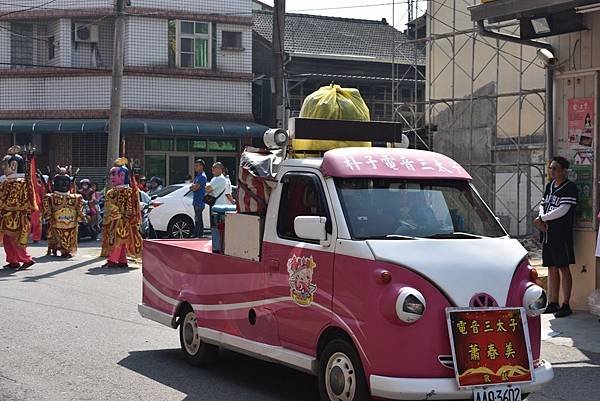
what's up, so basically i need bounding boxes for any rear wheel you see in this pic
[319,339,368,401]
[168,216,194,239]
[178,306,218,366]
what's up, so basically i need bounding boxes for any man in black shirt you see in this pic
[534,156,578,318]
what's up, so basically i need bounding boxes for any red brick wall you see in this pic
[124,135,144,170]
[0,134,11,153]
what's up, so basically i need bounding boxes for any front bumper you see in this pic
[370,359,553,400]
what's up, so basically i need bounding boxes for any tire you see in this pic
[178,306,218,367]
[319,339,369,401]
[168,216,194,239]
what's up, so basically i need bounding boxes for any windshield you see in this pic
[153,185,183,198]
[335,178,506,239]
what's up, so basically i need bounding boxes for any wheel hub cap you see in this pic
[329,366,345,395]
[325,352,356,401]
[182,312,201,355]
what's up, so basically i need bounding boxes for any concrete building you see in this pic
[0,0,267,185]
[470,0,600,310]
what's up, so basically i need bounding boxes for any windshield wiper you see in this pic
[357,234,417,240]
[424,232,484,239]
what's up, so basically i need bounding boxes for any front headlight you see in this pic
[523,285,548,317]
[395,287,426,323]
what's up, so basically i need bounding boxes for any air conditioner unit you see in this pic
[74,23,99,43]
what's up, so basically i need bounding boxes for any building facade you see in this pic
[470,0,600,310]
[252,3,426,139]
[427,0,548,236]
[0,0,267,185]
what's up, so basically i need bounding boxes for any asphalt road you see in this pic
[0,242,598,401]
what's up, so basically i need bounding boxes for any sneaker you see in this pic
[554,304,573,318]
[544,302,559,314]
[3,263,20,269]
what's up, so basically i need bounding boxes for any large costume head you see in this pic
[2,145,25,176]
[53,175,71,193]
[110,157,130,187]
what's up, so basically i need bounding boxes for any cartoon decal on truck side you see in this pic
[287,254,317,306]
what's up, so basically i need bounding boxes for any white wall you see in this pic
[0,75,252,114]
[72,19,113,68]
[123,76,252,114]
[125,17,168,67]
[0,1,112,12]
[0,22,10,69]
[130,0,251,15]
[216,24,252,74]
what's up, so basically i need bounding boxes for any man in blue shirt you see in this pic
[190,159,207,238]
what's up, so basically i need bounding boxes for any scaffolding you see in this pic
[392,0,548,237]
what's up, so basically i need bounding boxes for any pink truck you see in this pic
[139,120,552,401]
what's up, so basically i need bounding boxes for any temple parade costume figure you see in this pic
[0,146,37,270]
[100,158,143,268]
[44,172,85,258]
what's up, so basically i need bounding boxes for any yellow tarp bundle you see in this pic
[292,84,372,157]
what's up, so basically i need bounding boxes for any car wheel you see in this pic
[178,306,218,366]
[168,216,193,239]
[319,339,368,401]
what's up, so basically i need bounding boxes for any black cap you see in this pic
[194,159,206,167]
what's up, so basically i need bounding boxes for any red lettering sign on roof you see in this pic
[320,147,472,180]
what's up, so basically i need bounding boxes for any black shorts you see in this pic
[542,241,575,268]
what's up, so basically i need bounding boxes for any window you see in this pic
[48,36,55,60]
[207,140,237,152]
[176,138,207,152]
[144,155,166,183]
[145,138,174,151]
[277,173,330,242]
[222,31,242,50]
[11,22,33,66]
[170,20,211,69]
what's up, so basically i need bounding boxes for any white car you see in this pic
[148,184,210,238]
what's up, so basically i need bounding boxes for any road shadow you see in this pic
[19,257,104,283]
[86,265,139,275]
[546,313,600,354]
[118,348,319,401]
[0,266,19,278]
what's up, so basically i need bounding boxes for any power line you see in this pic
[0,0,59,19]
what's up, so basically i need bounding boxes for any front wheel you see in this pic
[319,339,369,401]
[168,216,193,239]
[178,307,218,366]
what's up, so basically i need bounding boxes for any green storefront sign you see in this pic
[572,164,594,224]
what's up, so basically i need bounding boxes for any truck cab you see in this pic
[139,124,553,401]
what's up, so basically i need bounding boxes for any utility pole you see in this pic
[107,0,126,169]
[271,0,285,129]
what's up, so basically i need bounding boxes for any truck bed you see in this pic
[141,238,277,343]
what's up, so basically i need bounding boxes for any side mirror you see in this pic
[294,216,327,241]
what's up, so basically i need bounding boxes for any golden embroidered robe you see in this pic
[100,187,143,258]
[43,193,85,254]
[0,177,37,247]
